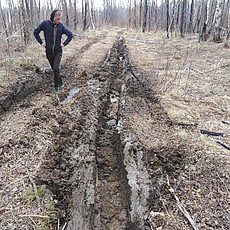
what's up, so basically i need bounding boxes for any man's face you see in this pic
[53,13,62,24]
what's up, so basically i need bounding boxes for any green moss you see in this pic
[22,185,46,204]
[37,223,50,230]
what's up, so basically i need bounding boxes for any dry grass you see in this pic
[0,93,60,229]
[124,31,230,229]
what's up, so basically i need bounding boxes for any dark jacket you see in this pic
[34,20,73,53]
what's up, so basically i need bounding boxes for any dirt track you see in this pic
[0,30,228,230]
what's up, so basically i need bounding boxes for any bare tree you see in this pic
[139,0,143,28]
[20,0,30,45]
[166,0,169,38]
[89,0,95,30]
[213,0,223,42]
[222,0,230,29]
[180,0,186,37]
[207,0,217,33]
[142,0,148,32]
[0,2,10,50]
[188,0,194,33]
[83,0,88,31]
[73,0,78,30]
[198,0,208,41]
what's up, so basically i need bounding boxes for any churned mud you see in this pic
[1,31,191,230]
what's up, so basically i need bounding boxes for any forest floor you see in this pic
[0,28,229,230]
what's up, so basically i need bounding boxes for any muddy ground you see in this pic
[0,29,229,230]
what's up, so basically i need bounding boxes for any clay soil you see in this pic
[0,29,229,230]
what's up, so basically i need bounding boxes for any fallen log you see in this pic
[200,129,224,137]
[222,121,230,125]
[216,140,230,150]
[178,122,198,127]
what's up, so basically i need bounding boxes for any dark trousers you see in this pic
[46,50,63,87]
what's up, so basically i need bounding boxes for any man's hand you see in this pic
[61,43,65,48]
[41,42,46,48]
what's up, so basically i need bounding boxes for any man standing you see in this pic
[34,10,73,93]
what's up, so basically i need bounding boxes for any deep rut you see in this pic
[65,38,153,230]
[94,51,131,229]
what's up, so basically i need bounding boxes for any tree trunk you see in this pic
[180,0,186,37]
[89,0,95,30]
[63,0,69,27]
[142,0,148,32]
[198,0,208,41]
[49,0,53,10]
[83,0,88,31]
[148,0,152,31]
[222,0,230,29]
[139,0,143,28]
[82,0,84,24]
[74,0,78,30]
[38,0,41,22]
[188,0,194,33]
[213,0,223,42]
[207,0,217,33]
[170,0,176,36]
[0,2,10,50]
[175,0,180,36]
[128,0,132,29]
[133,0,137,29]
[21,0,29,45]
[166,0,169,38]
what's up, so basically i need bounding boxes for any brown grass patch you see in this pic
[124,31,230,229]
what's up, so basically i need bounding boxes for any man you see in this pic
[34,10,73,93]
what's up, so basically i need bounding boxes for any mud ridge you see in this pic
[0,72,50,113]
[93,43,131,229]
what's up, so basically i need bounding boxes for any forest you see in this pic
[1,0,230,47]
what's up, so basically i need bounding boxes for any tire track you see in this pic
[66,37,153,230]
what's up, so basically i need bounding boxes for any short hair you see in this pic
[55,11,62,17]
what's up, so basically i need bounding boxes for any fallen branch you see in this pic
[19,214,50,219]
[166,175,199,230]
[128,65,145,86]
[216,140,230,150]
[9,175,29,186]
[222,121,230,125]
[102,50,111,68]
[125,53,145,86]
[200,129,224,137]
[58,219,60,230]
[61,222,67,230]
[4,19,31,40]
[178,122,198,127]
[173,193,199,230]
[56,94,61,106]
